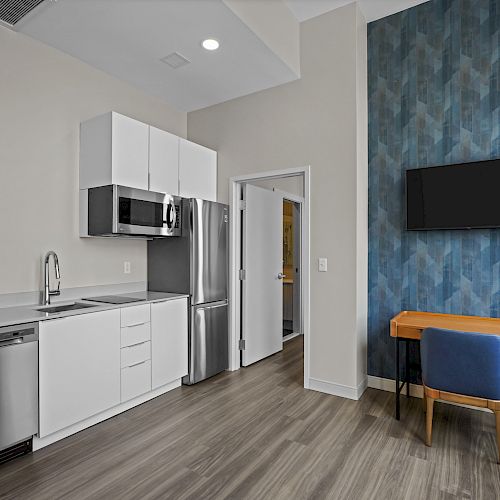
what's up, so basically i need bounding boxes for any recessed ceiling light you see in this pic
[202,39,220,51]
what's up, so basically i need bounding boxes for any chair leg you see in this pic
[495,411,500,464]
[423,391,427,413]
[425,397,434,447]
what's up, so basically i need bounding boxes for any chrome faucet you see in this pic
[43,251,61,305]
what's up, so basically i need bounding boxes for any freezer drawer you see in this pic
[184,301,228,385]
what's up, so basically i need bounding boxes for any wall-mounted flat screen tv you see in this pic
[406,158,500,230]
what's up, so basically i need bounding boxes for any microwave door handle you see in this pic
[163,202,176,228]
[170,203,177,228]
[162,203,170,228]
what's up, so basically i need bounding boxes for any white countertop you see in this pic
[0,291,189,328]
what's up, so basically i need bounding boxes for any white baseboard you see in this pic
[283,332,302,342]
[367,375,489,413]
[308,377,367,401]
[368,375,423,398]
[33,379,181,450]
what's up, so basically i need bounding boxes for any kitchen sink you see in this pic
[35,302,99,314]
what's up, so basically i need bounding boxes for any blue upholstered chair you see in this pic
[421,327,500,463]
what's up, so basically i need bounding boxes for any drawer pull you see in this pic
[123,340,148,349]
[126,322,147,328]
[126,360,147,368]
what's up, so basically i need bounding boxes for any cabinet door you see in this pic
[151,298,188,389]
[39,309,121,437]
[111,112,149,190]
[179,139,217,201]
[149,126,179,194]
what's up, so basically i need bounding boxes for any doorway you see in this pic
[282,198,301,341]
[228,167,311,389]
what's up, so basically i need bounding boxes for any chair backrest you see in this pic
[421,327,500,400]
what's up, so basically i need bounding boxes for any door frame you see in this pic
[228,166,311,389]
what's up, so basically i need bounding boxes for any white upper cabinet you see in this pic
[80,112,149,191]
[112,113,149,190]
[179,138,217,201]
[80,112,217,200]
[149,126,179,195]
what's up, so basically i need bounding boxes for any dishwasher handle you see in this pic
[0,323,38,347]
[0,337,24,348]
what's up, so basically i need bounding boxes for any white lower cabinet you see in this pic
[121,341,151,368]
[151,298,188,389]
[39,309,121,438]
[121,322,150,347]
[121,360,152,402]
[120,304,152,402]
[37,298,188,443]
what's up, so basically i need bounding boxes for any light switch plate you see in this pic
[318,258,328,272]
[124,261,131,274]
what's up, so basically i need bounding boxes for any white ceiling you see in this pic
[285,0,430,23]
[16,0,430,113]
[18,0,298,112]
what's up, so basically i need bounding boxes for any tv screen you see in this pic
[406,159,500,230]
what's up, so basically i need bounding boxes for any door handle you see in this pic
[277,273,286,280]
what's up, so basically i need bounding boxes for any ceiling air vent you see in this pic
[160,52,191,70]
[0,0,46,27]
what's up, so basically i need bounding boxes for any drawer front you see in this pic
[121,304,150,328]
[397,326,423,340]
[121,341,151,368]
[120,322,151,347]
[121,360,151,402]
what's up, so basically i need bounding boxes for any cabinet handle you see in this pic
[124,340,149,348]
[125,322,146,328]
[127,360,147,368]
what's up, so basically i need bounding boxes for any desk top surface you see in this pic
[391,311,500,336]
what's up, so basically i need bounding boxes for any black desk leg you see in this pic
[406,339,410,398]
[395,337,400,420]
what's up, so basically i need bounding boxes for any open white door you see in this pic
[241,184,283,366]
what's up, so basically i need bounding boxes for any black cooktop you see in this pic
[83,295,145,305]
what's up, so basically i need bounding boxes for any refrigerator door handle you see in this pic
[195,301,228,310]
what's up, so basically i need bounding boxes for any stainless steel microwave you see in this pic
[87,185,181,237]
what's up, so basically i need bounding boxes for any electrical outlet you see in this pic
[318,258,328,272]
[124,261,131,274]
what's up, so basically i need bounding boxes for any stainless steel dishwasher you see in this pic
[0,322,38,463]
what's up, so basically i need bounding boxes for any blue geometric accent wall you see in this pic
[368,0,500,380]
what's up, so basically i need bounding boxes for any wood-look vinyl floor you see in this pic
[1,336,499,500]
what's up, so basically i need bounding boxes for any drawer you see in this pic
[121,304,150,328]
[397,326,423,340]
[121,341,151,368]
[121,360,151,402]
[120,322,151,347]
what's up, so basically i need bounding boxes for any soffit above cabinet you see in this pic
[15,0,299,112]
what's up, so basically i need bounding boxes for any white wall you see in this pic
[0,27,186,294]
[188,4,368,396]
[355,7,368,390]
[249,175,304,198]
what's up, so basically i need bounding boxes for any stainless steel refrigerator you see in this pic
[147,198,228,385]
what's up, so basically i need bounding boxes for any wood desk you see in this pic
[390,311,500,420]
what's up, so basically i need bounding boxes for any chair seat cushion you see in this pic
[421,327,500,400]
